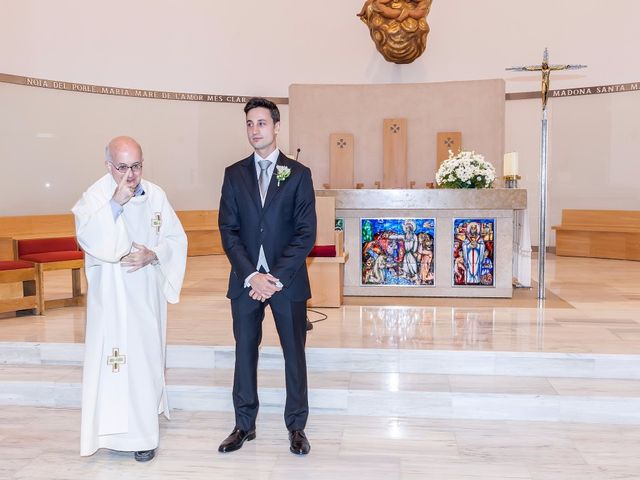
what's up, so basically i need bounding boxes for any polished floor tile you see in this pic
[1,254,639,354]
[2,407,640,480]
[1,254,640,477]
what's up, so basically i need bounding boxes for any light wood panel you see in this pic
[553,209,640,261]
[329,133,354,189]
[0,266,39,315]
[315,196,336,246]
[306,253,348,308]
[175,210,218,228]
[0,214,75,239]
[309,196,345,307]
[35,260,84,314]
[290,81,505,193]
[176,210,222,256]
[558,209,640,229]
[383,118,408,188]
[437,131,462,169]
[0,237,15,260]
[554,230,640,261]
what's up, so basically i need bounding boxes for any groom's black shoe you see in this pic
[134,449,156,462]
[289,430,311,455]
[218,428,256,453]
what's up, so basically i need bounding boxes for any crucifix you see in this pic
[506,48,586,300]
[107,348,127,373]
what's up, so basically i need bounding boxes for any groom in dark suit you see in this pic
[217,97,316,455]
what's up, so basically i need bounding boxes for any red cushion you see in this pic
[19,251,84,263]
[17,237,79,256]
[309,245,337,257]
[0,260,35,271]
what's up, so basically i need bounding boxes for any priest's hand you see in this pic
[111,167,136,206]
[121,242,158,272]
[248,273,282,302]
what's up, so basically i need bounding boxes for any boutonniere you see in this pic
[275,166,291,186]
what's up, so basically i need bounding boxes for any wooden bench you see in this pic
[176,210,223,256]
[15,237,85,314]
[0,214,76,260]
[552,209,640,261]
[0,260,40,316]
[0,210,224,258]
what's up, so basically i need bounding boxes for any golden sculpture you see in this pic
[357,0,433,64]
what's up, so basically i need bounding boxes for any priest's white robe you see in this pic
[72,174,187,456]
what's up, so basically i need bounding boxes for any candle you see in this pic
[504,152,518,176]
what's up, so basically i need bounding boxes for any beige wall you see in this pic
[1,0,640,245]
[289,81,505,188]
[3,1,638,95]
[0,84,289,215]
[507,93,640,246]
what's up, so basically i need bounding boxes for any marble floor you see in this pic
[1,407,640,480]
[2,253,640,479]
[1,253,639,353]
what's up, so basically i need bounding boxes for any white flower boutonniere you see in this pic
[275,165,291,186]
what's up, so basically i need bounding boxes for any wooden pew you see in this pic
[0,211,223,258]
[0,210,223,314]
[0,260,40,316]
[175,210,223,256]
[552,209,640,261]
[15,237,84,314]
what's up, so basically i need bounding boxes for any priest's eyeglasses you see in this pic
[110,161,143,173]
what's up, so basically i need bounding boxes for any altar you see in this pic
[316,188,527,298]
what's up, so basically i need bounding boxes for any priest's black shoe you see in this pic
[134,449,156,462]
[218,428,256,453]
[289,430,311,455]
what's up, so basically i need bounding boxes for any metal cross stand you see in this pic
[506,49,586,300]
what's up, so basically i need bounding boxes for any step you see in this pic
[2,364,640,425]
[2,342,640,379]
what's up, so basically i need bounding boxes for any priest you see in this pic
[72,136,187,462]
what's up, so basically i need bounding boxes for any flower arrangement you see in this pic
[435,150,496,189]
[276,165,291,186]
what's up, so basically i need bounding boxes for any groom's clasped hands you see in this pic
[248,273,282,302]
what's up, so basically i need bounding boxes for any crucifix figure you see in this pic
[107,348,127,373]
[507,48,586,111]
[506,48,586,300]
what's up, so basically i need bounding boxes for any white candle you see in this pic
[504,152,519,176]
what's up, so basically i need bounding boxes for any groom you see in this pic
[218,97,317,455]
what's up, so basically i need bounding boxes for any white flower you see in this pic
[275,165,291,186]
[435,150,496,189]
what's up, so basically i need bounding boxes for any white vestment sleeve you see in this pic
[151,193,188,304]
[72,191,132,263]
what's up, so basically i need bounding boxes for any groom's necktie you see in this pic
[258,160,272,205]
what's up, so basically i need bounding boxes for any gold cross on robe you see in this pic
[107,348,127,373]
[152,212,162,234]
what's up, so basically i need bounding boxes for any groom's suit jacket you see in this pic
[218,151,317,301]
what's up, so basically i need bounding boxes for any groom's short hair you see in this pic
[244,97,280,124]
